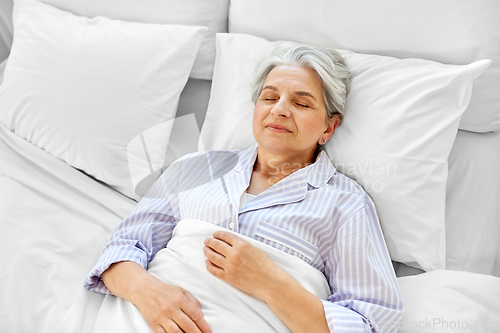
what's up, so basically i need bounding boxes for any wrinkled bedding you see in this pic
[0,123,136,332]
[397,270,500,333]
[94,219,330,333]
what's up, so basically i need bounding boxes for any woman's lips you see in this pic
[265,123,292,133]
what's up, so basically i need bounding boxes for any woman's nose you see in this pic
[270,99,291,117]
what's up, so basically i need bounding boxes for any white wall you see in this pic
[0,0,13,62]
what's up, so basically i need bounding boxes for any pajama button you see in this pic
[229,222,235,229]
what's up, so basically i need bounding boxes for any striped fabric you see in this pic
[84,144,404,332]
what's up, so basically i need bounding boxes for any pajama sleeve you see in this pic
[322,200,404,333]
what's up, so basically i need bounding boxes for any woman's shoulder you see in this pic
[321,171,381,230]
[326,169,375,208]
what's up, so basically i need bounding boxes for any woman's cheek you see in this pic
[297,114,323,137]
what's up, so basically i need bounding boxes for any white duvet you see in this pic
[93,219,331,333]
[397,270,500,333]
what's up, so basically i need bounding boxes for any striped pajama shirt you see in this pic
[85,144,404,332]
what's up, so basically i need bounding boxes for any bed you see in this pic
[0,0,499,332]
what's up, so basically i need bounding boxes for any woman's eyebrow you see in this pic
[262,85,277,91]
[295,91,317,101]
[263,85,317,102]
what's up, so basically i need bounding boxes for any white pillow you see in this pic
[228,0,500,133]
[11,0,229,80]
[0,0,207,199]
[199,33,490,271]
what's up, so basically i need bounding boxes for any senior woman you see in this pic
[85,44,404,333]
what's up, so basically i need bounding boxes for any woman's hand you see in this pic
[203,230,281,302]
[133,274,211,333]
[203,232,330,333]
[102,261,212,333]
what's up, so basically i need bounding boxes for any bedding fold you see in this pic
[397,270,500,333]
[93,219,331,333]
[0,123,136,219]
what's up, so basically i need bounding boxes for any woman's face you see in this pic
[253,65,338,158]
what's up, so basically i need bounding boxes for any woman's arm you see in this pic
[321,203,405,333]
[204,202,404,333]
[203,231,330,333]
[83,202,179,293]
[85,155,216,333]
[101,261,212,333]
[260,267,331,333]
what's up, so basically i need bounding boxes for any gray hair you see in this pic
[252,43,351,125]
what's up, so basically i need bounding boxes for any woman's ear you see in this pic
[319,115,340,145]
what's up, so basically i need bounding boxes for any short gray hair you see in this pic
[252,43,351,125]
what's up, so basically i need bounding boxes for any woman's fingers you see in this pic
[212,230,241,246]
[203,244,226,269]
[204,231,255,270]
[158,320,182,333]
[204,234,232,255]
[203,231,281,302]
[172,310,203,333]
[154,300,209,333]
[180,291,212,333]
[152,323,168,333]
[183,289,202,309]
[205,258,225,280]
[159,315,197,333]
[134,275,211,333]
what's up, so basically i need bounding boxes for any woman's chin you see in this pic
[257,138,302,154]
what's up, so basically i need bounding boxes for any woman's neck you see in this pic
[253,147,317,183]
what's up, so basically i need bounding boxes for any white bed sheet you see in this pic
[0,123,136,332]
[0,58,6,82]
[397,270,500,333]
[446,129,500,277]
